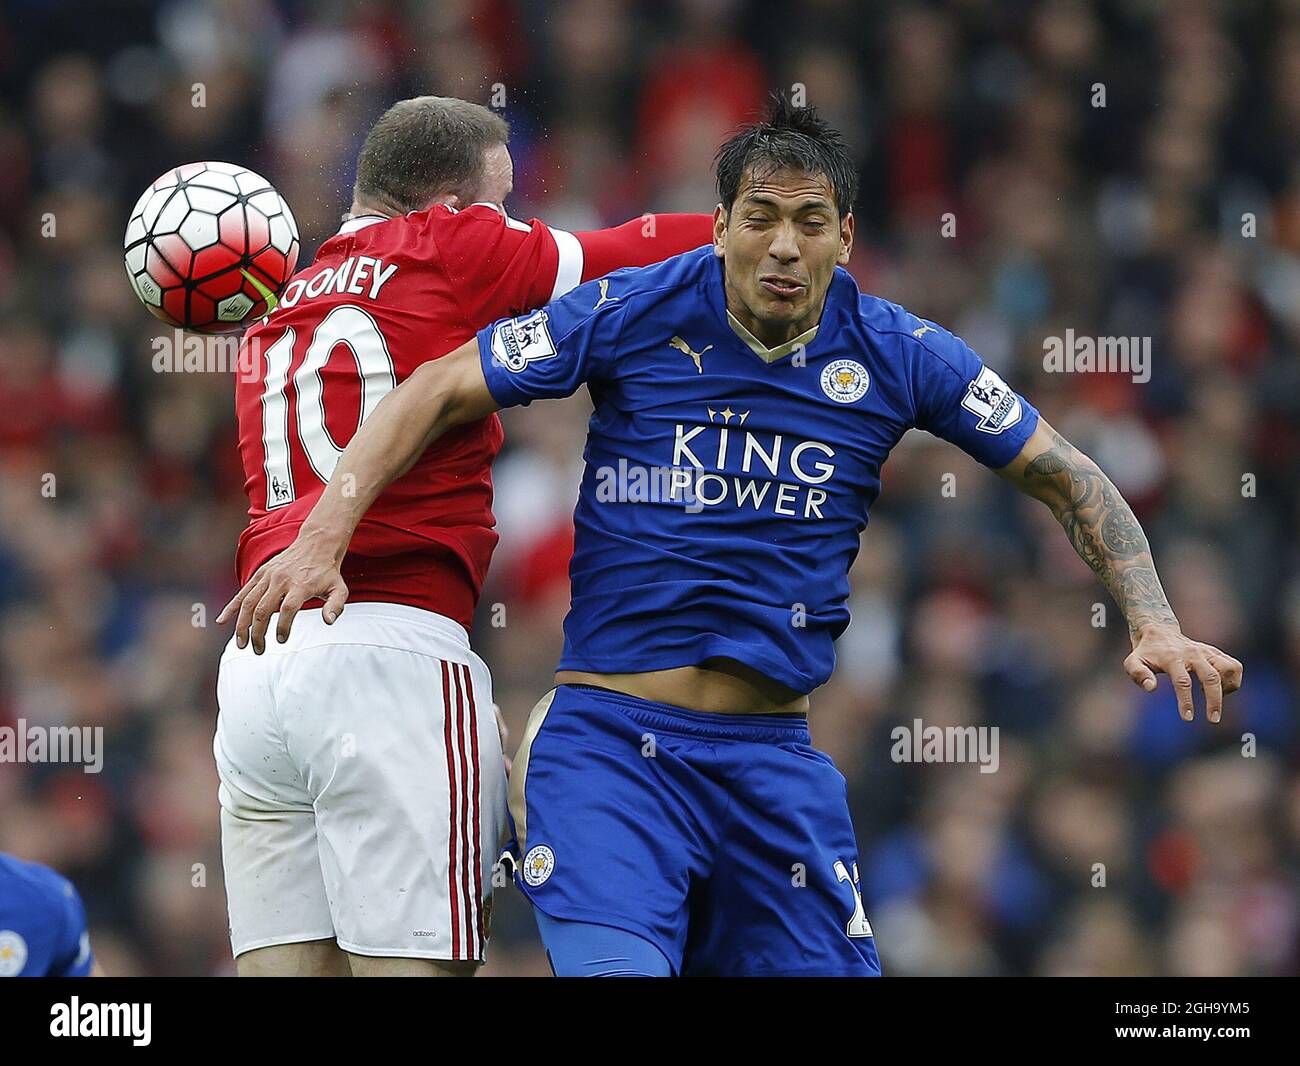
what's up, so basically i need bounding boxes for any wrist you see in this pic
[298,518,351,566]
[1130,617,1180,644]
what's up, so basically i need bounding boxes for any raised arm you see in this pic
[217,339,496,652]
[573,213,713,280]
[445,206,711,321]
[997,417,1243,721]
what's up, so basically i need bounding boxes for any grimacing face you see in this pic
[713,165,853,348]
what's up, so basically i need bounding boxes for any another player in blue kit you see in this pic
[225,97,1243,976]
[0,852,98,977]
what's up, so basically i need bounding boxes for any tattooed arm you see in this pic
[996,418,1243,722]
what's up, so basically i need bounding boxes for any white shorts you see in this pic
[214,603,506,961]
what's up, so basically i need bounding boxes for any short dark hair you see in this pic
[352,96,510,214]
[715,93,858,218]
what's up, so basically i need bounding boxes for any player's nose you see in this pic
[767,222,802,263]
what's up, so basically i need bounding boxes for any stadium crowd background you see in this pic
[1,0,1297,976]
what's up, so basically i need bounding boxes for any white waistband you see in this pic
[221,603,471,660]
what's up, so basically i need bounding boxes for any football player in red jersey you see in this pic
[213,96,711,977]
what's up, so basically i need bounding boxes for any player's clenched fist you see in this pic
[216,533,350,654]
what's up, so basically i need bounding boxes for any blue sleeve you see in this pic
[907,321,1039,469]
[477,276,628,409]
[50,875,94,977]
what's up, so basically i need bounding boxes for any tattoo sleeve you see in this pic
[1022,429,1179,639]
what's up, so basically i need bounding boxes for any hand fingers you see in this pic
[218,569,264,626]
[249,580,288,655]
[1124,651,1158,693]
[275,590,307,645]
[216,589,243,626]
[321,581,349,625]
[1210,652,1244,694]
[1168,661,1196,722]
[233,573,272,649]
[1189,653,1223,724]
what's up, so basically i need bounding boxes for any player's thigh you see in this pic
[344,954,478,977]
[216,649,335,958]
[533,910,673,978]
[236,939,350,977]
[277,644,506,961]
[690,743,882,976]
[508,685,712,971]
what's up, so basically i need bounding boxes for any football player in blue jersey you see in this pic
[0,852,100,977]
[221,96,1243,977]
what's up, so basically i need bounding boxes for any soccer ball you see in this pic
[124,161,300,333]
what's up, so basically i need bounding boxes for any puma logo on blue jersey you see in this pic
[593,278,618,309]
[669,335,712,373]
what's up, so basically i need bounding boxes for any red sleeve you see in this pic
[440,205,712,327]
[573,213,714,283]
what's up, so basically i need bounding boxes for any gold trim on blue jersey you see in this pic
[725,310,820,363]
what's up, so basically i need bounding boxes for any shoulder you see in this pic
[333,205,524,260]
[588,245,718,320]
[853,289,973,380]
[0,853,76,919]
[547,245,712,320]
[430,202,534,232]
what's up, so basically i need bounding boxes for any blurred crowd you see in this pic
[0,0,1297,976]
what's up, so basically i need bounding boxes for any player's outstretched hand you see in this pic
[216,535,349,654]
[1123,623,1243,723]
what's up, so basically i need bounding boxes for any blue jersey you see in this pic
[477,246,1039,694]
[0,853,94,977]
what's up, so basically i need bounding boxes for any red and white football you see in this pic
[123,161,300,333]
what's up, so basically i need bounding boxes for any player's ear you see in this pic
[838,211,854,266]
[712,204,727,258]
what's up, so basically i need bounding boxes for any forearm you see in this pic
[1023,429,1179,640]
[999,420,1241,718]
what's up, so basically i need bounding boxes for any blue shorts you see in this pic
[507,684,881,976]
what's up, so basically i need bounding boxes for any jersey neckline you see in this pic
[336,214,388,235]
[702,250,845,368]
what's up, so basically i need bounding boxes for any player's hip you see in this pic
[215,605,500,807]
[516,680,816,750]
[507,682,842,851]
[554,664,809,715]
[218,601,477,662]
[236,523,494,632]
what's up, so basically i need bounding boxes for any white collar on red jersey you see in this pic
[336,214,387,235]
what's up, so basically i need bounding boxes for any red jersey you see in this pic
[233,205,712,630]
